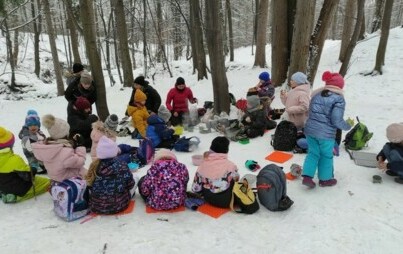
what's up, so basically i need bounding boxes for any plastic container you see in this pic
[192,154,204,166]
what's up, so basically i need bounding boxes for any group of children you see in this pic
[1,68,402,218]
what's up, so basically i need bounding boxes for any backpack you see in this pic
[50,177,89,221]
[138,138,155,165]
[174,136,201,152]
[343,117,373,151]
[230,179,260,214]
[256,164,293,211]
[271,120,298,151]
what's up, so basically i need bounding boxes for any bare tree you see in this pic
[271,0,289,86]
[226,0,234,61]
[288,0,315,79]
[112,0,134,87]
[372,0,394,74]
[339,0,356,62]
[371,0,385,33]
[189,0,207,80]
[308,0,340,83]
[339,0,365,76]
[205,0,230,114]
[43,0,65,96]
[64,0,81,64]
[31,0,42,77]
[253,0,269,67]
[79,0,109,119]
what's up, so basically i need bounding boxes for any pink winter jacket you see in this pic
[280,84,311,129]
[191,153,239,193]
[90,121,117,161]
[32,140,87,182]
[165,86,195,113]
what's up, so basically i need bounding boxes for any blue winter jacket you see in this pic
[146,115,174,148]
[304,89,351,139]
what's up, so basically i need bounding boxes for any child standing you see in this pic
[138,149,189,210]
[32,114,87,182]
[0,126,50,203]
[165,77,198,126]
[127,89,150,138]
[18,110,47,174]
[86,136,135,214]
[301,71,354,188]
[377,123,403,184]
[191,136,239,208]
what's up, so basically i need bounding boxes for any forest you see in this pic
[0,0,402,119]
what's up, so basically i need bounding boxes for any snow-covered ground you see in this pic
[1,27,403,254]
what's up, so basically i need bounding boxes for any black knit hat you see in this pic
[176,77,185,85]
[134,76,149,86]
[210,136,230,154]
[73,63,84,74]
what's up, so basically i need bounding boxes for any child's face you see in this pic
[28,125,39,133]
[139,100,146,106]
[80,82,92,90]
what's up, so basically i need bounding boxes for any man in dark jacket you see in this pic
[126,76,161,115]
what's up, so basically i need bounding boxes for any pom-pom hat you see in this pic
[322,71,344,89]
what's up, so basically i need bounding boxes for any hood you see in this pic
[147,114,165,125]
[31,142,68,162]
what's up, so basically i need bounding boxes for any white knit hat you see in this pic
[96,136,119,159]
[386,123,403,143]
[42,114,70,140]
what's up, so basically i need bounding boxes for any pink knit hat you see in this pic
[322,71,345,89]
[96,136,119,159]
[386,123,403,143]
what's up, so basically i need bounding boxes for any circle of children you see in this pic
[1,62,403,219]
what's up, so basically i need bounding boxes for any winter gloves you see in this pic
[245,160,261,172]
[346,117,355,127]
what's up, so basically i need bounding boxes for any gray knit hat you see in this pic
[246,95,260,110]
[80,71,92,84]
[104,114,119,131]
[386,123,403,143]
[291,72,308,85]
[158,105,172,123]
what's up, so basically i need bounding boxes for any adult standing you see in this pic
[126,76,161,115]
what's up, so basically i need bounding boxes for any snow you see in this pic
[1,27,403,254]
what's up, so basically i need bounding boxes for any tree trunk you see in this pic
[143,0,148,76]
[330,3,339,40]
[271,0,289,86]
[43,0,65,96]
[308,0,340,84]
[113,0,134,87]
[371,0,385,33]
[205,0,230,114]
[190,0,208,80]
[226,0,234,62]
[288,0,315,79]
[359,12,366,40]
[339,0,356,62]
[339,0,365,76]
[79,0,109,120]
[155,0,163,63]
[253,0,269,67]
[287,0,297,61]
[31,0,41,77]
[3,20,17,91]
[373,0,394,74]
[65,0,81,64]
[171,3,182,61]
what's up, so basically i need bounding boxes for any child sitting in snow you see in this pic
[239,95,269,139]
[146,114,178,149]
[32,114,87,183]
[0,126,50,203]
[18,110,47,174]
[86,136,136,214]
[127,89,150,138]
[191,136,239,208]
[377,123,403,184]
[138,149,189,210]
[90,114,119,161]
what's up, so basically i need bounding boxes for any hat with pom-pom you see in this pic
[154,148,177,161]
[210,136,230,154]
[258,72,270,82]
[25,109,41,128]
[0,126,15,149]
[104,114,119,131]
[322,71,344,89]
[386,123,403,143]
[42,114,70,140]
[96,135,119,159]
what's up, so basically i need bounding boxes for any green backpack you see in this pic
[343,117,373,150]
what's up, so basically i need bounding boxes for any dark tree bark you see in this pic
[253,0,269,67]
[189,0,207,80]
[226,0,234,61]
[339,0,365,76]
[371,0,385,33]
[31,0,41,77]
[205,0,230,114]
[339,0,356,62]
[65,0,81,64]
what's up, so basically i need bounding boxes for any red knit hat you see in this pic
[74,96,91,111]
[322,71,345,89]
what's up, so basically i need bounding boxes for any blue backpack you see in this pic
[138,138,155,165]
[174,136,201,152]
[50,177,89,221]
